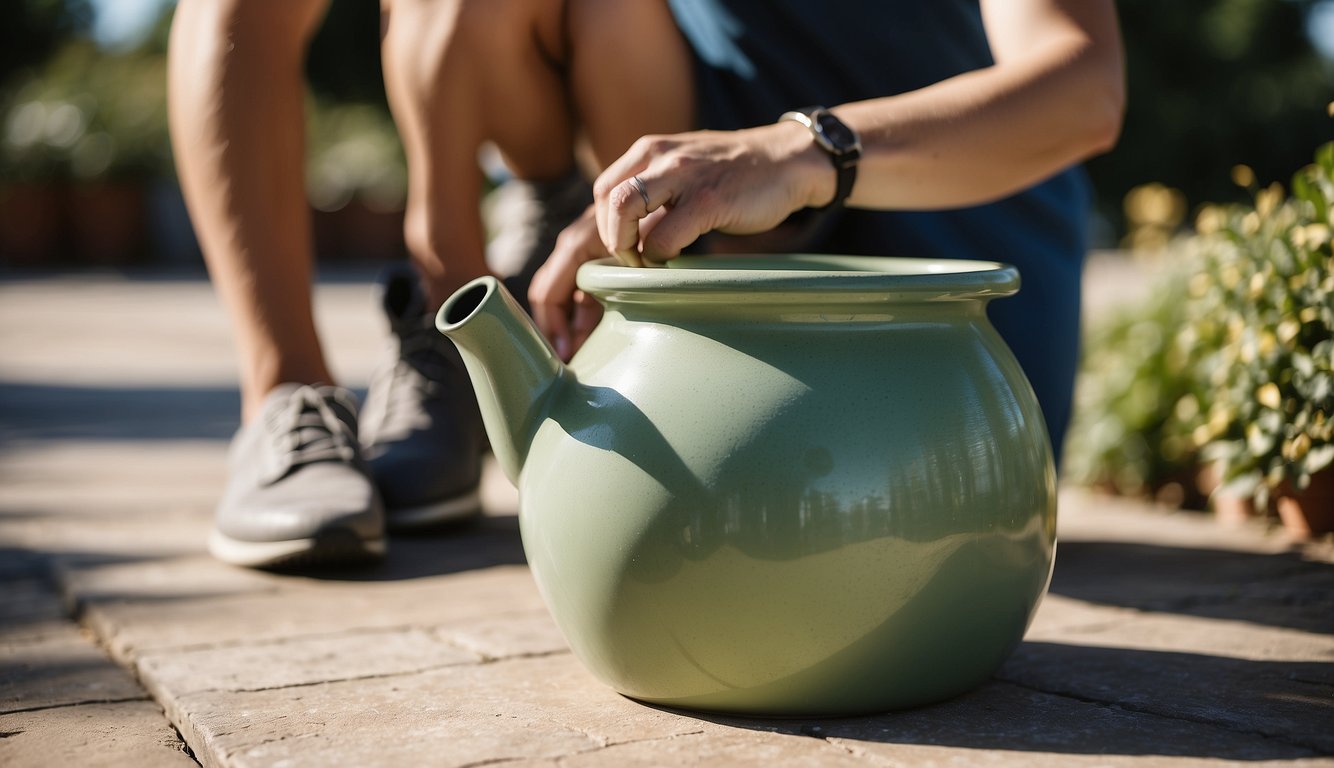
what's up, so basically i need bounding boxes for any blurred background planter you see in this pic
[1067,140,1334,540]
[0,182,65,266]
[68,180,147,265]
[1277,469,1334,539]
[313,200,405,263]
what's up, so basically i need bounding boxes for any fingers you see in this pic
[529,205,607,361]
[530,273,573,361]
[639,193,718,263]
[594,136,672,266]
[604,176,651,266]
[593,125,814,265]
[570,290,602,354]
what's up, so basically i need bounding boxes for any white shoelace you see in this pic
[363,327,454,441]
[261,386,358,481]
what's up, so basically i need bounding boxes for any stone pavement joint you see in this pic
[2,271,1332,767]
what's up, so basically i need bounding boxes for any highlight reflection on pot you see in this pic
[437,255,1056,715]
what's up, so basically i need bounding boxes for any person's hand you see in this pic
[529,204,606,361]
[593,122,835,266]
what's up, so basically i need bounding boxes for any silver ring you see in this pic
[629,175,652,211]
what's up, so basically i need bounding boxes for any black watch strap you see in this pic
[779,107,862,209]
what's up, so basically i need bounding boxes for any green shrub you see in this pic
[1067,142,1334,508]
[1181,143,1334,506]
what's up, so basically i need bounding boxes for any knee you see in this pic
[176,0,330,49]
[568,0,675,47]
[383,0,548,57]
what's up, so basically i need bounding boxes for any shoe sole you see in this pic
[386,489,482,531]
[209,528,387,570]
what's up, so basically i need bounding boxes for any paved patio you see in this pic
[1,260,1331,767]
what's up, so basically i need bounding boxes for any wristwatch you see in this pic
[779,106,862,208]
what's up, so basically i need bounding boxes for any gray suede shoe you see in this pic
[361,266,486,530]
[210,384,386,569]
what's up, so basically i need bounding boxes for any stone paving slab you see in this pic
[0,531,194,766]
[44,483,1329,768]
[1,625,147,713]
[0,702,198,768]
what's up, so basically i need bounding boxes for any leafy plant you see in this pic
[1179,143,1334,506]
[1064,264,1200,499]
[1067,141,1334,509]
[305,100,406,213]
[1,40,169,181]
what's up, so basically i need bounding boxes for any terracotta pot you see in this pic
[0,183,67,266]
[313,200,405,263]
[68,182,148,266]
[437,255,1055,715]
[1276,469,1334,540]
[1212,491,1259,527]
[1197,463,1258,526]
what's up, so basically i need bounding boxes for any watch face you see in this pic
[815,113,860,154]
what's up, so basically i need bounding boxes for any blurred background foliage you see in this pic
[1066,142,1333,536]
[2,0,1332,250]
[1089,0,1334,238]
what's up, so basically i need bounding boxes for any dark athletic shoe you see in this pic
[210,384,386,569]
[360,265,486,530]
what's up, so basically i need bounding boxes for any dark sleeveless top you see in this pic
[669,0,1090,460]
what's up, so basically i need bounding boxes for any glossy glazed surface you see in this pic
[437,255,1056,715]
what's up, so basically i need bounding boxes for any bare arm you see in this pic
[532,0,1125,356]
[836,0,1124,209]
[595,0,1125,262]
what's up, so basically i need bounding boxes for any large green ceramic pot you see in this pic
[436,255,1055,716]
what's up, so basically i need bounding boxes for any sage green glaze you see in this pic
[436,255,1056,716]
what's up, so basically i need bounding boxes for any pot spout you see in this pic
[436,276,565,484]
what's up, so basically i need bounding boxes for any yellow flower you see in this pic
[1257,331,1276,358]
[1257,382,1282,410]
[1301,224,1330,248]
[1277,319,1300,345]
[1285,433,1312,461]
[1256,184,1283,218]
[1248,272,1266,300]
[1221,264,1242,291]
[1196,206,1225,235]
[1175,394,1200,422]
[1231,165,1256,188]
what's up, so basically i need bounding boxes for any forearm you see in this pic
[815,2,1124,210]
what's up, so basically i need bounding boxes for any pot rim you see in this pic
[577,255,1020,302]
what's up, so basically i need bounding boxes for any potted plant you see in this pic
[1063,265,1206,508]
[1182,143,1334,537]
[1,40,171,266]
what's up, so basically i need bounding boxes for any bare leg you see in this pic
[381,0,578,309]
[169,0,333,423]
[379,0,694,309]
[567,0,694,168]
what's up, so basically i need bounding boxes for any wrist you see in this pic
[778,107,861,209]
[774,119,839,210]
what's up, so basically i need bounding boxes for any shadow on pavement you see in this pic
[0,382,241,443]
[295,515,527,582]
[687,640,1328,760]
[1050,541,1334,634]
